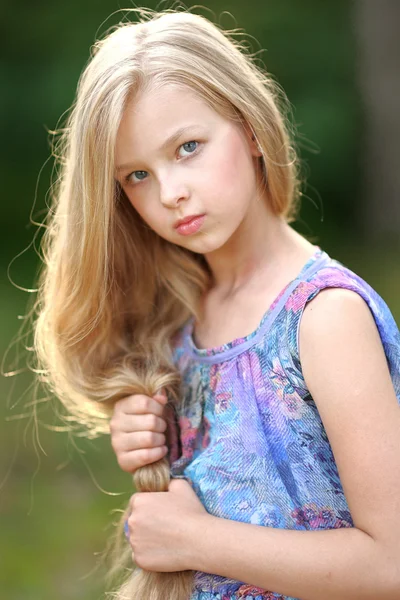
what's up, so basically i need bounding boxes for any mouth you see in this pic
[174,214,206,236]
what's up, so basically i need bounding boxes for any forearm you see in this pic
[193,516,399,600]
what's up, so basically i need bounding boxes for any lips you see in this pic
[173,214,205,229]
[174,214,206,236]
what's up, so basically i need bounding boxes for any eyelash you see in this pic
[124,140,201,185]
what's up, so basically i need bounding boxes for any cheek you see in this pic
[207,133,255,207]
[126,191,155,224]
[126,192,174,240]
[123,193,152,233]
[130,198,150,222]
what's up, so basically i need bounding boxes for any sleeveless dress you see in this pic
[167,245,400,600]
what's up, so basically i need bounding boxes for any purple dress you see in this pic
[168,246,400,600]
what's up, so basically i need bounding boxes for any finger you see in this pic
[114,394,166,418]
[169,477,195,495]
[118,430,166,451]
[115,413,167,434]
[154,390,168,405]
[120,446,168,472]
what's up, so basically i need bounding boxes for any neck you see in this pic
[204,197,302,297]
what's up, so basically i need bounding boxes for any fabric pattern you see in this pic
[167,246,400,600]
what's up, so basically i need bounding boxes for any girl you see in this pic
[32,7,400,600]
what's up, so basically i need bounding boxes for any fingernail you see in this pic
[155,393,168,404]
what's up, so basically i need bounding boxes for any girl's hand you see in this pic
[126,478,209,572]
[110,393,169,473]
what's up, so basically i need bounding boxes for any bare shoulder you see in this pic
[299,286,390,402]
[299,286,385,361]
[301,286,376,332]
[297,285,400,546]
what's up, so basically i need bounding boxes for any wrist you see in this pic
[186,514,222,573]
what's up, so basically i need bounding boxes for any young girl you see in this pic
[32,7,400,600]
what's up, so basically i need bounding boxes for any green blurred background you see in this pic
[1,1,399,598]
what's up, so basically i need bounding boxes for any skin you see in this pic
[115,83,316,347]
[111,83,400,598]
[116,85,314,276]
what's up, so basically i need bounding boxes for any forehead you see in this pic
[133,83,216,122]
[115,84,222,159]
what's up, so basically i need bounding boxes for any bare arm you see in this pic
[190,289,400,600]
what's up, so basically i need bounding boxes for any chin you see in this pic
[179,233,230,255]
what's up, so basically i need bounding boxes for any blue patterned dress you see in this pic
[167,246,400,600]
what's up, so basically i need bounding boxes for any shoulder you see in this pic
[297,287,400,436]
[283,257,371,324]
[296,288,400,550]
[291,256,399,358]
[299,287,385,388]
[300,286,377,336]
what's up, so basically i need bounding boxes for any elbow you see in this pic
[378,552,400,600]
[354,542,400,600]
[387,568,400,599]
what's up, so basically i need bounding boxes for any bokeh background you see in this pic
[1,1,399,598]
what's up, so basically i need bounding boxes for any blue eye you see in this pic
[126,170,148,184]
[124,141,199,186]
[178,141,198,157]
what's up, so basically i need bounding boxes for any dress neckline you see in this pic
[184,245,330,363]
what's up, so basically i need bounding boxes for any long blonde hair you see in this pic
[32,7,302,599]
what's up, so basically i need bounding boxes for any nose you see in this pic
[158,171,189,209]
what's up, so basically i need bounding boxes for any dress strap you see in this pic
[283,258,400,401]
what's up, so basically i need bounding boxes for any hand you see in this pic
[126,478,209,572]
[110,393,169,473]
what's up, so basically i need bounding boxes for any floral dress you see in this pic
[167,246,400,600]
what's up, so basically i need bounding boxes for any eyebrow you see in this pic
[115,125,204,173]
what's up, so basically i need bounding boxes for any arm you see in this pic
[192,289,400,600]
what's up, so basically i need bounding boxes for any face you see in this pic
[115,83,263,255]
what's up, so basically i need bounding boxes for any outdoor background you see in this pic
[1,1,399,598]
